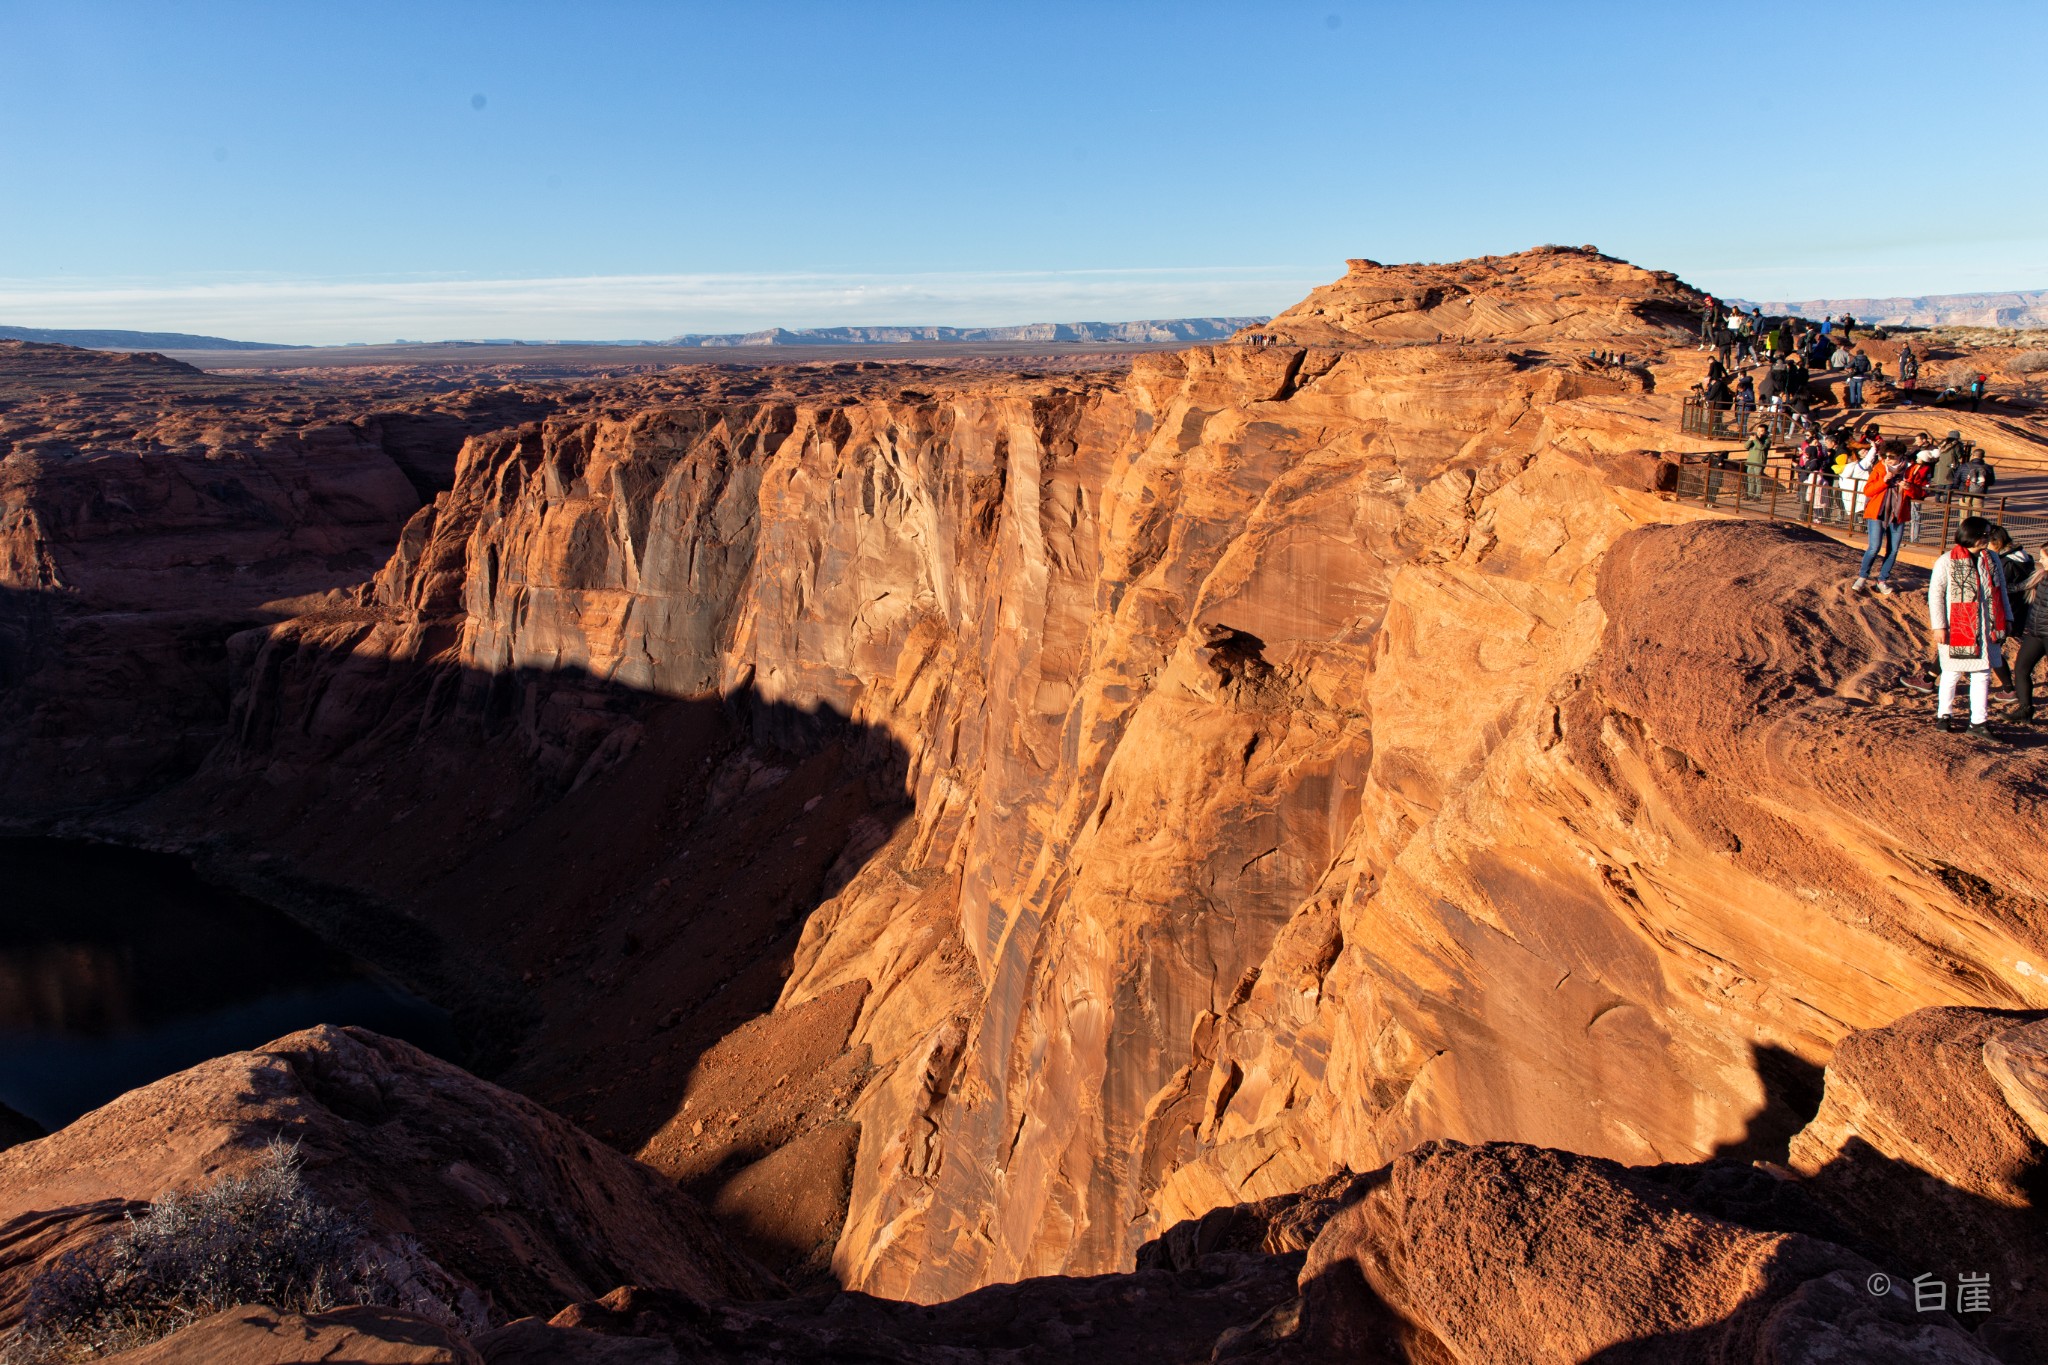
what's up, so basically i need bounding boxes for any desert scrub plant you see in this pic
[1,1140,397,1363]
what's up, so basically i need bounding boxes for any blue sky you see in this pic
[3,1,2043,342]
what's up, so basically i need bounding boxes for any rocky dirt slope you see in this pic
[4,249,2047,1356]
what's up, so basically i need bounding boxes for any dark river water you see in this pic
[0,838,458,1134]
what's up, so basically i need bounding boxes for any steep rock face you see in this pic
[34,249,2048,1307]
[0,1026,767,1330]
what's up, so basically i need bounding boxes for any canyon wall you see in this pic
[11,251,2046,1307]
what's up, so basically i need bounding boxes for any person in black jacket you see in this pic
[2006,540,2048,722]
[1956,449,1996,518]
[1991,528,2036,701]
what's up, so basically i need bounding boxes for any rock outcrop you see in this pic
[0,1026,767,1331]
[1789,1007,2048,1333]
[1288,1141,1996,1364]
[100,1305,479,1365]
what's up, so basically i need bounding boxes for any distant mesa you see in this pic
[1735,286,2048,329]
[0,317,1267,353]
[661,317,1267,347]
[0,325,298,351]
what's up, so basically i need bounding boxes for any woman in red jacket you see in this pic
[1854,440,1929,593]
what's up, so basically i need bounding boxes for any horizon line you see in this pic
[3,265,2043,348]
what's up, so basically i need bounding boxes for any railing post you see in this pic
[1942,497,1953,547]
[1769,478,1779,520]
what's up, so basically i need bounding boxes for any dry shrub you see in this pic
[0,1141,427,1364]
[2006,350,2048,374]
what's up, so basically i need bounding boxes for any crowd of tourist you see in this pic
[1690,300,2038,737]
[1694,298,1990,420]
[1720,421,1998,548]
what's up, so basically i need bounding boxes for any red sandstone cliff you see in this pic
[5,251,2048,1347]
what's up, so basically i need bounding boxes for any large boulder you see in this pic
[1790,1007,2048,1337]
[1289,1141,1996,1363]
[0,1026,767,1330]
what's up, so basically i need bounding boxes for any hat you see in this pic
[1947,430,1962,440]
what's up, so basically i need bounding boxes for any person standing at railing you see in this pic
[1927,516,2011,735]
[1853,441,1926,593]
[2005,546,2048,724]
[1908,434,1941,541]
[1956,448,1994,518]
[1735,373,1755,427]
[1758,361,1781,411]
[1989,528,2034,698]
[1838,441,1875,519]
[1743,430,1770,498]
[1801,437,1834,514]
[1899,345,1920,393]
[1933,430,1964,498]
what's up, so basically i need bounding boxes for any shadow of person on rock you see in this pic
[1705,1042,1827,1167]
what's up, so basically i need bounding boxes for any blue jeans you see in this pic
[1859,518,1905,581]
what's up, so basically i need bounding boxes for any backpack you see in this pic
[1963,462,1991,494]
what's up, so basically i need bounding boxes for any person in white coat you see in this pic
[1838,444,1876,518]
[1927,516,2012,734]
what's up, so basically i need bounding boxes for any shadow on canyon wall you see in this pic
[0,580,915,1279]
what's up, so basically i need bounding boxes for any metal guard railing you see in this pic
[1671,456,2036,549]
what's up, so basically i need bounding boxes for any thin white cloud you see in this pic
[0,267,1326,345]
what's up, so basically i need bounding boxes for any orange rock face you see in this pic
[5,248,2047,1334]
